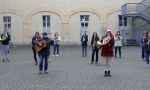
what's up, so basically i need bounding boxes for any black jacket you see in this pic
[1,33,10,45]
[145,38,150,51]
[81,35,88,46]
[38,37,51,56]
[32,36,41,47]
[91,35,99,49]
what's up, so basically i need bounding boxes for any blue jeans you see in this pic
[82,45,87,57]
[115,46,121,58]
[1,45,9,62]
[146,50,150,64]
[53,44,59,55]
[39,55,48,71]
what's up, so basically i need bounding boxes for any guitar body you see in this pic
[35,39,47,52]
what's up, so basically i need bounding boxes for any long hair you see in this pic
[115,31,121,36]
[54,32,59,37]
[35,32,39,36]
[92,32,98,39]
[145,32,149,38]
[108,31,114,41]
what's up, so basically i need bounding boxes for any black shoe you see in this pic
[2,59,5,63]
[104,71,107,76]
[107,70,111,77]
[91,62,93,64]
[7,59,10,62]
[35,63,38,65]
[119,56,121,59]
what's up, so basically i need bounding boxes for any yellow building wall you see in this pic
[0,0,143,45]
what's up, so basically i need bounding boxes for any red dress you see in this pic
[101,36,114,57]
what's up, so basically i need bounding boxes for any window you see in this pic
[119,15,127,26]
[80,15,89,36]
[43,15,50,33]
[124,17,127,26]
[3,16,11,33]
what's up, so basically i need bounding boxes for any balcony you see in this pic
[121,0,150,22]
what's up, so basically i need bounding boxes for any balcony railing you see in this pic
[141,7,150,18]
[121,0,150,21]
[141,0,150,7]
[121,3,138,15]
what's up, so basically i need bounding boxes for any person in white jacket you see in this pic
[53,32,61,56]
[114,31,122,58]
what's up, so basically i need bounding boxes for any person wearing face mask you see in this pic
[145,32,150,67]
[36,32,51,74]
[81,33,88,57]
[101,28,115,77]
[1,30,10,62]
[91,32,100,65]
[114,31,122,58]
[32,32,41,65]
[53,32,61,57]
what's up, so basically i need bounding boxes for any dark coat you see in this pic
[1,33,10,45]
[32,36,41,47]
[81,35,88,46]
[91,35,99,49]
[38,37,51,56]
[145,37,150,51]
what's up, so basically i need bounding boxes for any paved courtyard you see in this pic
[0,46,150,90]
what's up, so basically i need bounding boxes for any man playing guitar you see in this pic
[34,32,51,74]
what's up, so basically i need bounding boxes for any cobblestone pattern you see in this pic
[0,46,150,90]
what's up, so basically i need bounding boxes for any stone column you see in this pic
[23,21,30,45]
[61,22,69,45]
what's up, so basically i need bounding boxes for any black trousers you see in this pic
[115,46,121,58]
[142,47,145,59]
[91,48,99,63]
[32,47,38,64]
[82,45,87,57]
[39,55,48,71]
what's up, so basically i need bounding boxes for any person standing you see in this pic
[53,32,61,57]
[81,33,88,57]
[145,32,150,67]
[140,31,147,60]
[1,30,11,62]
[114,31,122,58]
[35,32,51,74]
[91,32,100,65]
[32,32,41,65]
[101,28,115,77]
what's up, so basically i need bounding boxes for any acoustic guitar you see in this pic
[34,39,47,52]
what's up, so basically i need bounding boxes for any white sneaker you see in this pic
[53,55,55,57]
[56,55,58,57]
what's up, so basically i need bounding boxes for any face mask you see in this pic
[43,35,47,38]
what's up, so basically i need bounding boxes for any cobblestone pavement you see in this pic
[0,46,150,90]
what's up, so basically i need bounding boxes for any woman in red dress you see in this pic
[101,28,115,77]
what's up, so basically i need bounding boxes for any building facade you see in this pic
[0,0,143,45]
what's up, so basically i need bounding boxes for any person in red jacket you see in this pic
[101,28,115,77]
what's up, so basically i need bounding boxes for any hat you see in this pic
[106,28,112,32]
[42,32,47,35]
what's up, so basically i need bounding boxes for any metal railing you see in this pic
[121,0,150,46]
[141,0,150,7]
[121,0,150,22]
[121,3,138,15]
